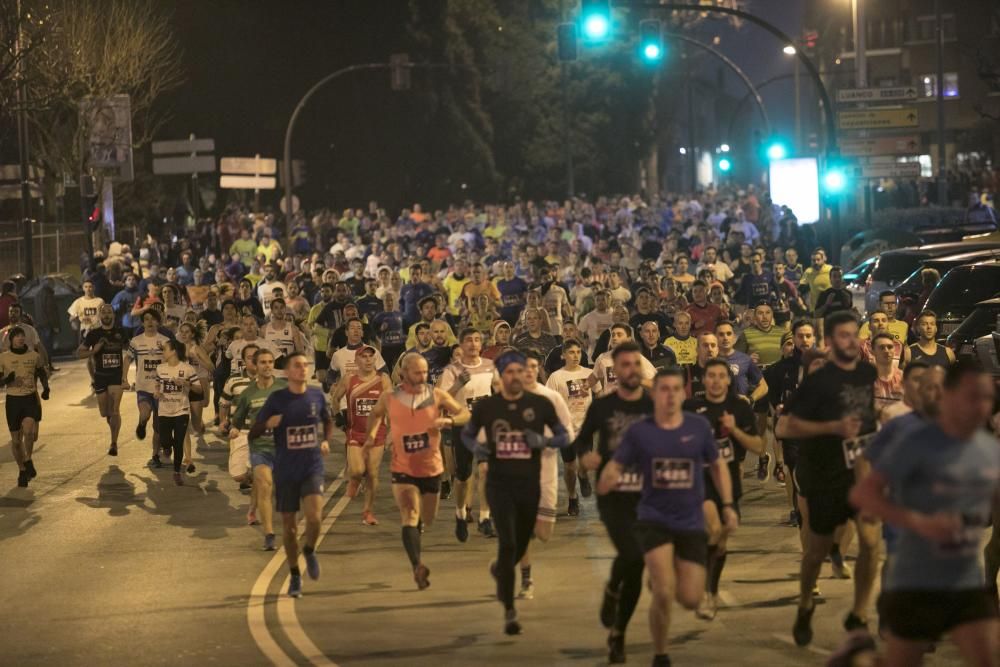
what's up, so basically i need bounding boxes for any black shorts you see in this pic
[451,426,477,481]
[879,589,998,641]
[781,440,800,471]
[632,520,708,565]
[805,486,856,536]
[5,394,41,432]
[391,472,441,495]
[561,445,577,464]
[275,474,324,513]
[315,350,330,371]
[188,389,202,403]
[93,374,122,394]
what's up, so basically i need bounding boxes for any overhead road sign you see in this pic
[837,86,918,103]
[840,135,921,157]
[838,108,918,130]
[221,157,277,175]
[152,138,215,155]
[220,175,276,190]
[854,162,921,179]
[152,136,216,176]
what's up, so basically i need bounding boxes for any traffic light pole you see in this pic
[560,63,576,198]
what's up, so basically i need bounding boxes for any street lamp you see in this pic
[782,44,797,55]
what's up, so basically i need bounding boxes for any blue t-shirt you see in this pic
[255,387,330,482]
[875,422,999,591]
[496,277,528,324]
[613,413,719,531]
[723,350,764,397]
[371,311,406,349]
[863,410,925,553]
[399,282,435,326]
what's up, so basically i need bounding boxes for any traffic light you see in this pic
[581,0,611,42]
[823,167,848,193]
[717,157,733,173]
[638,19,663,62]
[557,22,578,61]
[766,141,788,161]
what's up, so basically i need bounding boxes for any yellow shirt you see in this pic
[307,302,330,352]
[0,349,42,396]
[800,264,832,312]
[405,320,458,350]
[442,274,470,316]
[483,224,507,240]
[665,336,698,366]
[859,319,909,344]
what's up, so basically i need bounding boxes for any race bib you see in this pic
[605,368,617,385]
[286,424,318,450]
[616,467,643,492]
[355,398,377,417]
[402,433,429,453]
[567,379,588,398]
[716,437,735,463]
[160,379,183,394]
[102,353,121,369]
[652,458,695,489]
[842,432,874,469]
[143,359,161,372]
[496,431,531,460]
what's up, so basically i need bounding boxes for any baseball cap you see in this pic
[355,344,377,358]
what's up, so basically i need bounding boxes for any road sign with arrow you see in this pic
[840,135,921,157]
[837,86,919,103]
[838,108,919,130]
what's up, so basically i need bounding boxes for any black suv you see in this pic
[946,298,1000,361]
[924,260,1000,340]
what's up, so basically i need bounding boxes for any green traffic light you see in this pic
[582,14,610,40]
[643,43,662,60]
[824,169,847,192]
[766,142,788,161]
[718,158,732,172]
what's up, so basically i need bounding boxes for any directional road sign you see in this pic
[837,86,919,103]
[838,108,919,130]
[220,175,276,190]
[152,136,216,175]
[840,135,921,157]
[220,156,277,175]
[855,162,921,179]
[152,138,215,155]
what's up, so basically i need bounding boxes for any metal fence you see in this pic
[0,221,140,277]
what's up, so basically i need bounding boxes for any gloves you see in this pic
[523,429,546,450]
[41,388,50,401]
[1,371,14,386]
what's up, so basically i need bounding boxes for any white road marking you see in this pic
[247,468,348,666]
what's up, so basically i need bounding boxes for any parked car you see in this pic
[974,331,1000,378]
[924,260,1000,340]
[947,298,1000,361]
[843,256,876,315]
[893,247,1000,303]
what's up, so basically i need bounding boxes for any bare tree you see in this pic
[0,0,49,128]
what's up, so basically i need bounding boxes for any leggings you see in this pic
[158,415,189,473]
[487,477,540,611]
[598,491,645,633]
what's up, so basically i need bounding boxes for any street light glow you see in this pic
[767,143,788,160]
[679,147,687,155]
[582,14,610,40]
[718,157,732,172]
[824,169,847,192]
[720,144,730,152]
[783,45,797,55]
[643,43,662,60]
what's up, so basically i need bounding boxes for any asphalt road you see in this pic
[0,359,972,666]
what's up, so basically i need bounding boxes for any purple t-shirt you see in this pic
[613,413,719,531]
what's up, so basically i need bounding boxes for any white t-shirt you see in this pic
[226,337,281,378]
[546,366,594,432]
[68,296,105,333]
[262,320,299,359]
[577,309,614,356]
[526,382,576,442]
[156,361,197,417]
[591,350,656,396]
[128,332,170,393]
[257,280,288,317]
[438,358,496,412]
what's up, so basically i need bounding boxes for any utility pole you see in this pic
[853,0,872,228]
[561,63,575,198]
[934,0,947,206]
[684,46,697,191]
[15,0,34,279]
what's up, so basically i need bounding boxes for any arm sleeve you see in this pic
[231,393,249,429]
[747,360,764,387]
[701,419,720,464]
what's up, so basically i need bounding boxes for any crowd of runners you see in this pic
[0,187,997,666]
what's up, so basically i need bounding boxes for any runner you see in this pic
[664,310,697,366]
[851,359,998,667]
[364,352,470,589]
[683,358,763,620]
[262,297,306,370]
[154,339,200,486]
[779,310,880,646]
[123,310,171,467]
[331,344,391,526]
[221,344,259,500]
[589,324,656,396]
[176,321,215,469]
[231,348,287,550]
[546,338,595,515]
[597,367,737,667]
[460,350,570,635]
[68,280,105,381]
[902,310,955,368]
[0,327,49,487]
[250,352,334,598]
[577,341,654,664]
[77,304,128,455]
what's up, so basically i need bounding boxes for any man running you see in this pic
[331,344,391,526]
[226,314,280,379]
[780,310,880,646]
[262,298,306,369]
[154,339,200,485]
[221,344,259,499]
[0,327,50,487]
[589,324,656,396]
[123,310,171,467]
[683,358,763,620]
[460,350,570,635]
[577,341,654,664]
[250,352,334,598]
[365,353,469,589]
[851,359,998,667]
[77,304,128,455]
[231,348,287,550]
[664,311,697,366]
[546,338,594,515]
[902,309,955,368]
[597,367,737,667]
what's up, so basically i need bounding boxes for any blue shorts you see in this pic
[251,450,275,470]
[137,390,158,409]
[275,474,324,513]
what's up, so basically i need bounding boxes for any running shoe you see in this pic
[346,478,360,499]
[304,549,321,580]
[600,581,620,629]
[792,603,815,646]
[787,509,801,527]
[652,655,672,666]
[439,479,451,500]
[607,632,626,664]
[288,574,302,598]
[567,497,580,516]
[108,445,118,456]
[413,563,431,590]
[148,455,162,469]
[479,518,496,538]
[578,473,593,498]
[136,422,147,440]
[186,463,196,474]
[455,516,469,543]
[756,453,771,482]
[843,612,868,632]
[247,509,259,525]
[503,608,521,635]
[695,592,717,620]
[774,464,786,487]
[17,470,28,487]
[25,460,36,479]
[263,533,277,551]
[830,552,853,580]
[173,472,183,486]
[518,580,535,600]
[362,510,378,526]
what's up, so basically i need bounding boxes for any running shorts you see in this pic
[804,485,856,536]
[93,373,121,395]
[391,472,441,495]
[879,589,998,641]
[275,474,324,513]
[632,520,708,565]
[250,450,275,470]
[5,394,41,432]
[228,432,250,480]
[136,390,157,408]
[560,443,577,463]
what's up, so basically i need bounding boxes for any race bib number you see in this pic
[502,293,521,307]
[355,398,377,417]
[652,458,695,489]
[605,369,617,385]
[567,379,588,398]
[402,433,429,453]
[160,379,183,394]
[83,307,98,320]
[616,467,643,492]
[143,359,161,372]
[382,330,404,346]
[842,433,874,469]
[286,424,318,450]
[934,514,987,558]
[102,353,121,369]
[716,437,735,463]
[496,432,531,460]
